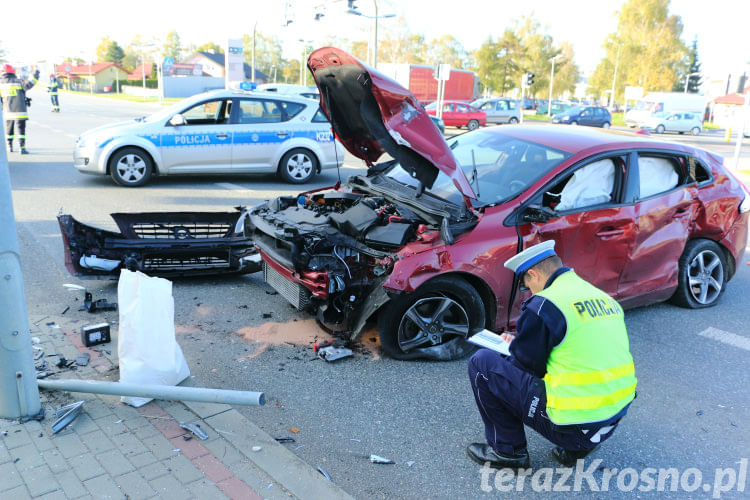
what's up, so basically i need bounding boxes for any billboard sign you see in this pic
[225,39,244,89]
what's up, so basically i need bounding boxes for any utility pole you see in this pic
[548,55,561,117]
[251,21,257,83]
[0,110,42,420]
[609,43,621,109]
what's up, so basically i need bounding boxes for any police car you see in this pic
[73,89,345,187]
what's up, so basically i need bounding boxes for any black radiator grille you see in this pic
[132,222,232,239]
[144,256,230,270]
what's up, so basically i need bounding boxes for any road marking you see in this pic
[698,327,750,352]
[215,182,248,191]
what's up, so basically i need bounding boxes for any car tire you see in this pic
[377,276,484,361]
[602,122,611,129]
[509,117,519,124]
[467,120,480,131]
[691,127,701,136]
[570,120,578,126]
[656,125,665,134]
[278,148,317,184]
[109,147,153,187]
[670,240,728,309]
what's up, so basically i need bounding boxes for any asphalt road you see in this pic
[8,90,750,499]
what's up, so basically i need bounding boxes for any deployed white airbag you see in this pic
[555,159,615,211]
[639,156,678,198]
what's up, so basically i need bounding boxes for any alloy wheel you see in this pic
[116,154,147,183]
[687,250,724,305]
[285,153,313,180]
[397,296,470,352]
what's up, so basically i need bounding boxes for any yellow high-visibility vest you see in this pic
[536,271,636,425]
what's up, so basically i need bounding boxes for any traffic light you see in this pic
[526,72,535,87]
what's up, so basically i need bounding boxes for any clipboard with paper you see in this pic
[467,329,512,356]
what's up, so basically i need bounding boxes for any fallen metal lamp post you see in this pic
[38,379,265,406]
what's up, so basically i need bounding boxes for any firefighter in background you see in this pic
[1,64,39,154]
[48,74,60,112]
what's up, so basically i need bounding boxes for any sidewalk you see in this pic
[0,317,353,500]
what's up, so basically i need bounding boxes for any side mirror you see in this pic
[520,205,556,223]
[169,114,186,126]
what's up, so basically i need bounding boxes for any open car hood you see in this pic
[307,47,476,204]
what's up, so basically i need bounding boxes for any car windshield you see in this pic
[565,106,583,115]
[141,93,217,123]
[384,129,572,206]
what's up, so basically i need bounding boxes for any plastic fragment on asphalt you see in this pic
[75,353,90,366]
[317,345,353,362]
[317,467,333,481]
[370,454,395,464]
[52,401,85,434]
[274,436,295,443]
[407,461,415,467]
[31,337,41,344]
[696,410,704,416]
[61,306,70,315]
[252,446,263,452]
[180,423,208,440]
[289,427,300,434]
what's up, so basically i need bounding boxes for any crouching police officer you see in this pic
[1,64,39,154]
[467,240,637,468]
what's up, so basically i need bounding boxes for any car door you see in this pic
[495,100,510,123]
[440,103,456,126]
[455,103,471,126]
[517,153,635,298]
[616,152,698,306]
[578,107,595,126]
[159,98,233,173]
[230,97,297,172]
[477,101,497,123]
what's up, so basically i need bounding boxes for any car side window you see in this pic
[457,104,469,113]
[543,157,623,212]
[236,99,283,124]
[637,155,681,198]
[497,100,508,111]
[443,103,453,113]
[580,108,590,117]
[278,101,306,120]
[508,100,517,109]
[688,156,712,184]
[180,99,229,125]
[312,108,329,123]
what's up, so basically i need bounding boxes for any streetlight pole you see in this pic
[548,54,561,117]
[609,42,621,108]
[251,20,257,83]
[298,39,312,86]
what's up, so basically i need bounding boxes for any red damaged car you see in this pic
[59,47,749,361]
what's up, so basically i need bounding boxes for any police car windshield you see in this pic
[142,93,213,123]
[385,129,572,206]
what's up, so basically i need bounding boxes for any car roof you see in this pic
[198,89,315,104]
[490,124,692,155]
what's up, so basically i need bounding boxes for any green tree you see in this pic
[588,0,688,103]
[673,36,701,92]
[550,42,580,98]
[195,42,224,54]
[105,41,125,65]
[378,19,426,64]
[95,37,113,62]
[163,30,183,61]
[242,31,283,79]
[424,35,469,69]
[515,16,558,97]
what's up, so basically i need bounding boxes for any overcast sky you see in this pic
[3,0,749,81]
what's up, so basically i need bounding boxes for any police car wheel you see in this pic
[377,276,484,361]
[110,147,153,187]
[278,148,317,184]
[671,239,727,309]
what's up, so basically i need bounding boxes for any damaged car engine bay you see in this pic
[248,174,477,333]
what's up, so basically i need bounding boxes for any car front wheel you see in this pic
[691,127,701,136]
[602,122,611,129]
[377,276,484,361]
[671,240,727,309]
[278,148,317,184]
[109,147,153,187]
[656,124,665,134]
[509,117,519,124]
[467,120,480,131]
[570,120,578,126]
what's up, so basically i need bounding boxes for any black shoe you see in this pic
[20,148,29,155]
[467,443,530,469]
[6,144,12,153]
[552,446,598,467]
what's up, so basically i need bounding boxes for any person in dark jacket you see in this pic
[1,64,39,154]
[467,240,636,469]
[47,74,60,112]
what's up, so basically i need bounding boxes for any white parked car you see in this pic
[643,112,703,135]
[73,89,344,187]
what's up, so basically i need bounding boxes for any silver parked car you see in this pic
[73,89,345,187]
[470,98,520,124]
[643,112,703,135]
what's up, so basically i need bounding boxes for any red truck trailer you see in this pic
[378,63,480,105]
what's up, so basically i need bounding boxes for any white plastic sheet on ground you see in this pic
[117,269,190,407]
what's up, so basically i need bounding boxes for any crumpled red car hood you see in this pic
[307,47,476,204]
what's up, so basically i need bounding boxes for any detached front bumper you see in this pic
[58,211,260,279]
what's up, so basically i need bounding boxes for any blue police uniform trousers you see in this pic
[468,349,615,456]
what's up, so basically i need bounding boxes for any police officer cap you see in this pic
[504,240,557,275]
